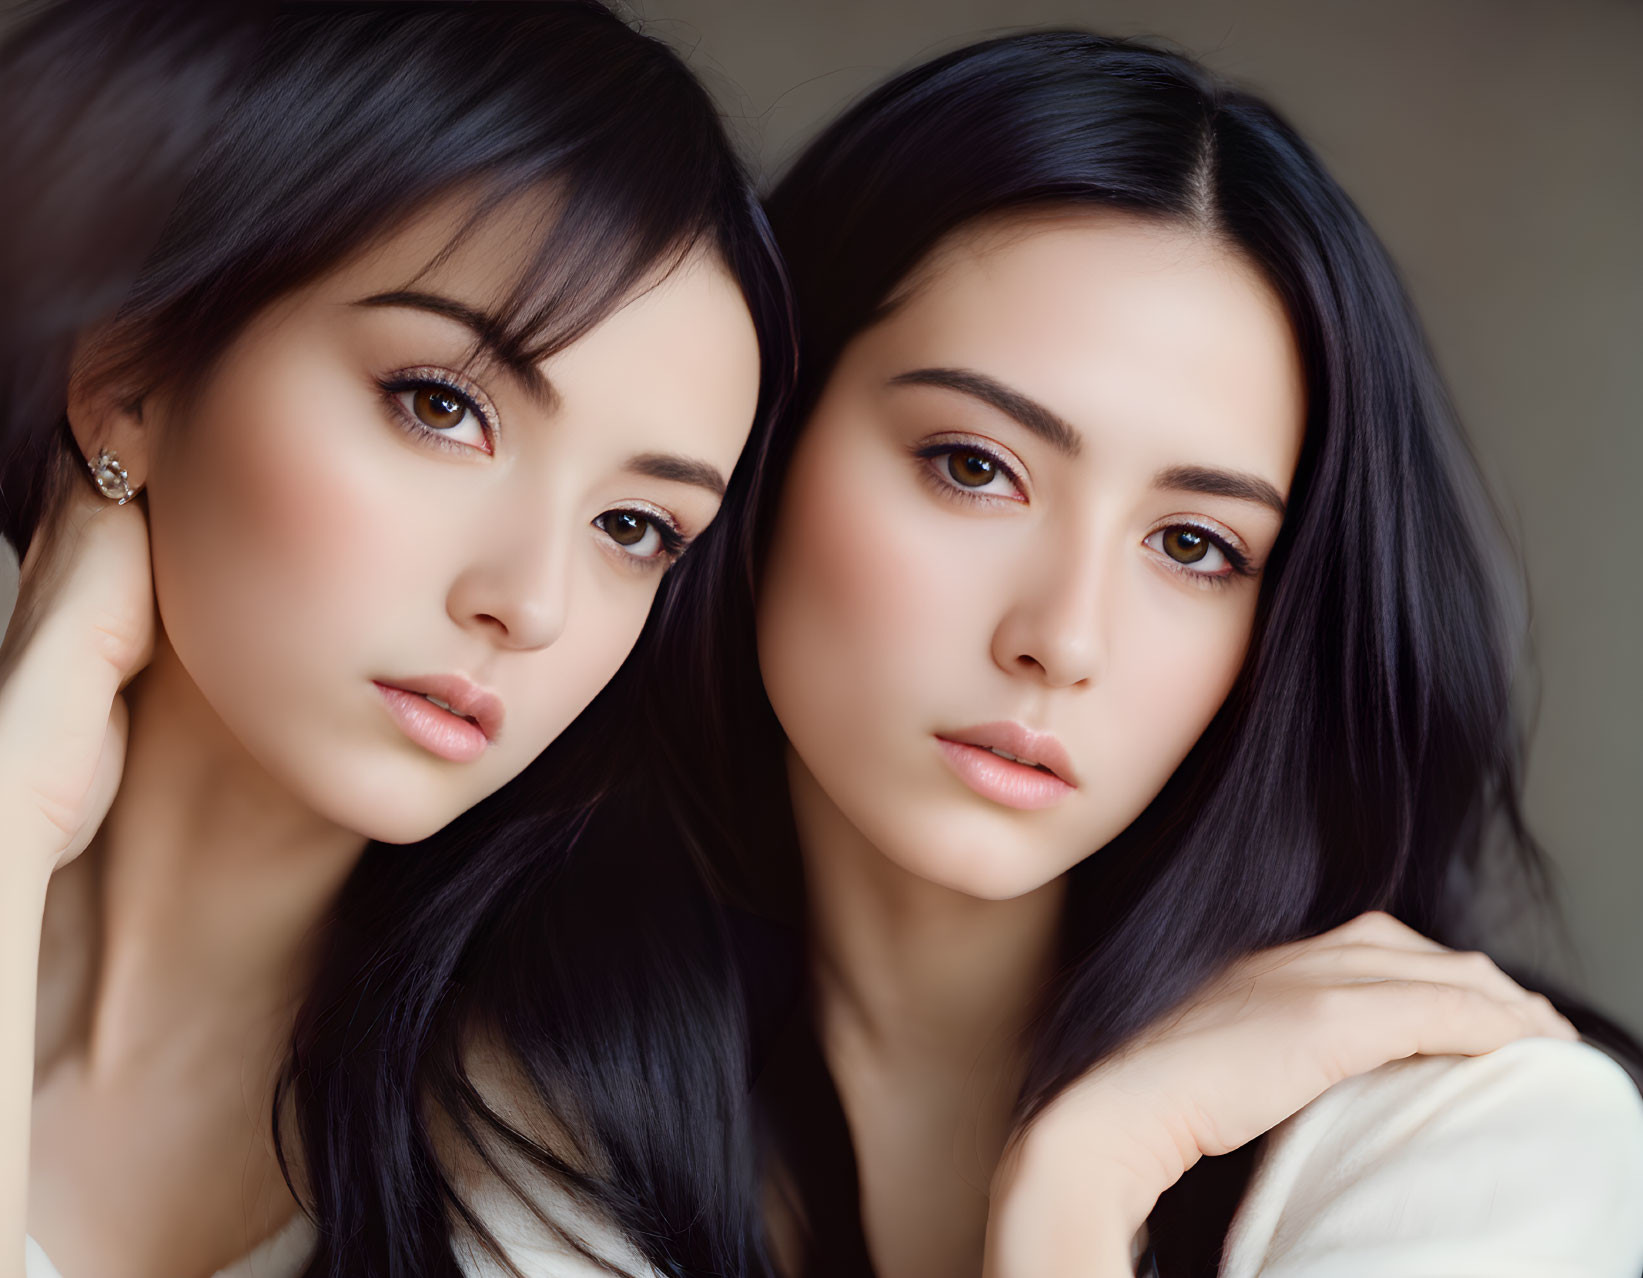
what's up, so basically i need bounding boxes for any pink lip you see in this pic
[373,675,503,764]
[935,721,1077,811]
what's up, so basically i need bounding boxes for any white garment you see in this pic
[26,1038,1643,1276]
[23,1148,655,1278]
[1220,1038,1643,1276]
[24,1186,651,1278]
[24,1032,659,1278]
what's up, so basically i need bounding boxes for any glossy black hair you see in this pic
[0,2,793,1274]
[641,29,1642,1275]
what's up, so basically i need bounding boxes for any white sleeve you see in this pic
[25,1237,63,1278]
[1220,1038,1643,1278]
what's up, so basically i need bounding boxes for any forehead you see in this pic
[308,190,744,342]
[867,210,1306,481]
[320,192,595,314]
[227,192,759,482]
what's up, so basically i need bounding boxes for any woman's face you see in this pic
[757,211,1305,900]
[115,199,761,844]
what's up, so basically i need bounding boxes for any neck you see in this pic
[50,631,365,1078]
[791,748,1065,1084]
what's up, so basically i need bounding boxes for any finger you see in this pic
[1304,942,1580,1043]
[59,691,129,869]
[9,496,152,687]
[1339,978,1578,1071]
[1517,989,1582,1043]
[1318,945,1533,1008]
[1230,913,1449,985]
[14,481,113,589]
[1323,911,1451,954]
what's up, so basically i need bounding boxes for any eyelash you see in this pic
[913,436,1026,505]
[377,368,498,454]
[593,505,689,572]
[915,437,1256,585]
[1144,519,1254,587]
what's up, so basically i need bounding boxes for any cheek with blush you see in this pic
[757,403,1046,896]
[759,412,964,790]
[139,331,478,842]
[148,341,423,700]
[1091,579,1257,829]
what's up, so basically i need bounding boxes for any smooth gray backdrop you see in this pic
[2,1,1636,1029]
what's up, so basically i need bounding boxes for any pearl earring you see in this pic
[86,448,137,505]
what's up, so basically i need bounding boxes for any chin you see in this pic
[885,830,1061,902]
[284,758,473,846]
[348,809,454,846]
[321,798,452,847]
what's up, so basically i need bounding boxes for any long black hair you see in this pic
[0,2,794,1275]
[641,29,1641,1274]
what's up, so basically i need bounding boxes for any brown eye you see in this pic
[412,386,468,431]
[595,508,680,564]
[605,511,649,546]
[947,451,997,487]
[1162,527,1210,563]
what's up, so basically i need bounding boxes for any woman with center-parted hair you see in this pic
[0,2,792,1275]
[626,29,1643,1278]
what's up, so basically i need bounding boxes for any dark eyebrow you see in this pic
[1154,464,1287,517]
[889,367,1083,458]
[624,452,726,498]
[354,290,555,411]
[892,367,1286,515]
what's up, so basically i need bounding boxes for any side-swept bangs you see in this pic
[3,0,781,549]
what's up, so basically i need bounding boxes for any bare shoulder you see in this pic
[1222,1038,1643,1277]
[432,1035,657,1278]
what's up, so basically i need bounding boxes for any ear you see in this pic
[64,326,151,492]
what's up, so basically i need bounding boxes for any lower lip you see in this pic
[374,681,489,763]
[935,737,1074,811]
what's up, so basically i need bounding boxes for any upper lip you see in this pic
[937,721,1078,787]
[378,674,504,741]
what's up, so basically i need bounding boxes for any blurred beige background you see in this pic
[627,0,1643,1029]
[3,1,1637,1030]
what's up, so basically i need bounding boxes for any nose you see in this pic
[445,509,572,652]
[989,533,1108,689]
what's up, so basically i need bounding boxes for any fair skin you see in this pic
[0,196,760,1278]
[755,211,1574,1278]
